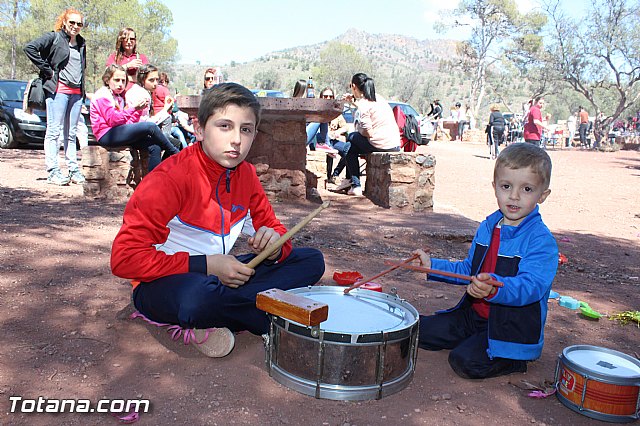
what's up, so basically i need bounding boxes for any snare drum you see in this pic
[264,285,419,401]
[555,345,640,423]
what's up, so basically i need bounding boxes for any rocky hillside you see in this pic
[172,30,466,114]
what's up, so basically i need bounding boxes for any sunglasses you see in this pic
[68,20,84,27]
[321,94,334,99]
[125,37,136,42]
[204,76,215,81]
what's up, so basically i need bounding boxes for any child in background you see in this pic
[414,143,558,379]
[89,65,179,172]
[111,83,325,358]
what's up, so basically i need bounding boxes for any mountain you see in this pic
[173,30,467,114]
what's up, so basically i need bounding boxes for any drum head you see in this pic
[287,286,418,335]
[563,345,640,379]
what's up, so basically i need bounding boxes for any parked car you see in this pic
[251,89,286,98]
[0,79,95,149]
[388,101,432,144]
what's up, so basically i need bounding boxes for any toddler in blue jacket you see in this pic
[415,143,558,379]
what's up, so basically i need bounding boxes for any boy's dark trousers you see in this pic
[132,248,324,335]
[419,307,527,379]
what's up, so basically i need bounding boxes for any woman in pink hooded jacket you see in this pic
[89,64,178,171]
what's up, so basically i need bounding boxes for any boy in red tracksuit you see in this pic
[111,83,325,357]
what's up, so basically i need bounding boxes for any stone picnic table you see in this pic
[82,96,435,210]
[178,96,344,200]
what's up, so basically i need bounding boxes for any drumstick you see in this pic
[382,260,504,287]
[246,201,330,269]
[343,254,420,294]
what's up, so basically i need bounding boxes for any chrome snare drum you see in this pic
[263,285,419,401]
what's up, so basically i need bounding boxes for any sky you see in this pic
[160,0,586,65]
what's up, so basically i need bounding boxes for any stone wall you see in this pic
[81,146,146,199]
[364,152,435,211]
[246,119,308,200]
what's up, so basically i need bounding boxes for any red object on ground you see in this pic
[333,271,363,286]
[558,253,568,265]
[358,282,383,292]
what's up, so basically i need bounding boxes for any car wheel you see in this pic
[0,121,17,149]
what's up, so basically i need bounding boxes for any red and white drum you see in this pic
[555,345,640,423]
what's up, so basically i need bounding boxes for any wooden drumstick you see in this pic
[382,260,504,287]
[343,254,420,294]
[246,201,330,269]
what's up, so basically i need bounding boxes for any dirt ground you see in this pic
[0,141,638,426]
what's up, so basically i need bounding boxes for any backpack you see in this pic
[404,114,424,146]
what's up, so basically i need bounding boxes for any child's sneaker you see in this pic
[47,169,70,186]
[334,178,352,191]
[68,169,86,184]
[347,185,363,196]
[192,328,235,358]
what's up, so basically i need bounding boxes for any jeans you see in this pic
[132,248,325,335]
[345,132,399,187]
[44,92,82,173]
[171,125,187,149]
[306,122,329,149]
[458,120,469,139]
[98,122,179,171]
[579,123,589,147]
[327,140,350,178]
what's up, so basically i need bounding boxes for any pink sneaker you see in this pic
[130,311,235,358]
[192,328,235,358]
[315,143,338,155]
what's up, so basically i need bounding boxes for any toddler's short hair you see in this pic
[494,143,552,189]
[198,83,261,128]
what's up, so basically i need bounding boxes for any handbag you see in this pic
[26,78,46,110]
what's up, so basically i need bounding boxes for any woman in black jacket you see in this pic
[24,8,87,186]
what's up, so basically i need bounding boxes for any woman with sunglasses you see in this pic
[106,27,149,91]
[24,8,87,186]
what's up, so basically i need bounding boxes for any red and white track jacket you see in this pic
[110,143,291,283]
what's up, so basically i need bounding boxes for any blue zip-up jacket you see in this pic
[428,206,558,361]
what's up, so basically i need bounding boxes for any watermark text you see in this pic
[8,396,150,414]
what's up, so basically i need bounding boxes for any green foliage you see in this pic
[313,42,372,95]
[253,69,280,90]
[538,0,640,134]
[1,0,177,93]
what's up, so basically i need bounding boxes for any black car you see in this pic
[0,79,95,149]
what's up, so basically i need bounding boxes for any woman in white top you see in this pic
[339,73,400,196]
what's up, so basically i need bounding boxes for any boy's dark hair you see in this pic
[198,83,261,128]
[102,64,127,86]
[494,143,552,189]
[136,64,158,86]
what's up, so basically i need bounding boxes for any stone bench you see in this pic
[364,152,435,211]
[81,145,148,199]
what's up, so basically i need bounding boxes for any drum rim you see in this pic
[279,285,420,341]
[556,391,640,422]
[560,345,640,385]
